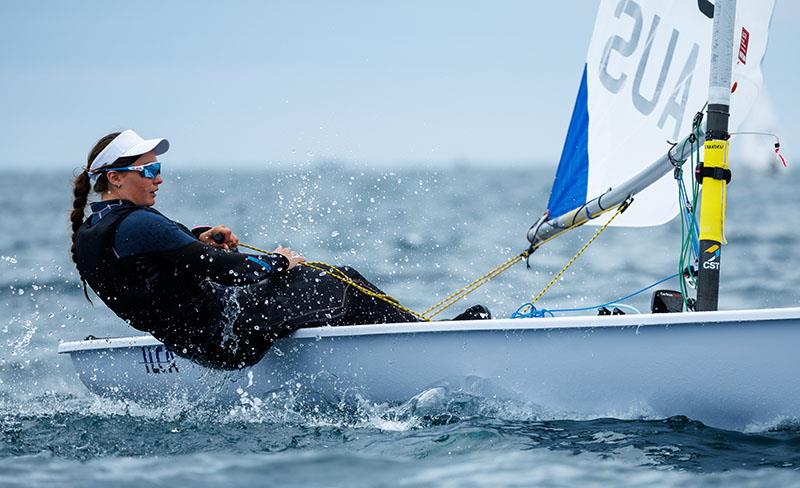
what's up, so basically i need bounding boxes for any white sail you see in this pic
[729,87,784,170]
[548,0,775,227]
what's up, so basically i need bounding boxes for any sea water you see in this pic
[2,165,800,487]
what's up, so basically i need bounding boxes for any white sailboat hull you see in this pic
[58,307,800,431]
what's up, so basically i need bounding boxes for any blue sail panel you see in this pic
[546,65,589,218]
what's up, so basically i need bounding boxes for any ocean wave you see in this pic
[5,391,800,476]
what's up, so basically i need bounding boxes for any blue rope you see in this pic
[511,273,680,318]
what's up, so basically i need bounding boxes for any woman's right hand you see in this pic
[272,245,306,270]
[198,225,239,250]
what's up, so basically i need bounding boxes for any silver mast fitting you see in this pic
[528,127,705,246]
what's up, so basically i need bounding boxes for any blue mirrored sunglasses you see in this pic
[104,161,161,179]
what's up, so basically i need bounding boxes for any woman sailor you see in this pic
[70,130,489,369]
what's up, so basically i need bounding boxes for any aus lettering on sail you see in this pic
[593,0,772,141]
[597,0,707,141]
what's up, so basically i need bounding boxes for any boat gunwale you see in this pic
[56,306,800,354]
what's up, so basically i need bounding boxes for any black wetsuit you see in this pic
[75,200,419,369]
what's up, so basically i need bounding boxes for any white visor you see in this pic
[88,129,169,181]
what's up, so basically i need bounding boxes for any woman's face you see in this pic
[106,151,163,207]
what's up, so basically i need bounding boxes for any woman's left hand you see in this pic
[199,225,239,250]
[272,245,306,270]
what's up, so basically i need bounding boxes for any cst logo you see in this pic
[140,345,179,374]
[702,245,721,270]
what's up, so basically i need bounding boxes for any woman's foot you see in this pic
[452,304,492,321]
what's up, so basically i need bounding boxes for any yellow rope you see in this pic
[237,197,631,321]
[303,261,429,321]
[237,243,430,321]
[421,252,528,319]
[420,199,633,318]
[530,199,630,305]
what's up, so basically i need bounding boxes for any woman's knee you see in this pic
[337,265,359,277]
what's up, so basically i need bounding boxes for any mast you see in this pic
[696,0,736,311]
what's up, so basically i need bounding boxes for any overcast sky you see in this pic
[0,1,797,170]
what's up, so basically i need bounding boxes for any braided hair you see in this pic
[70,132,135,302]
